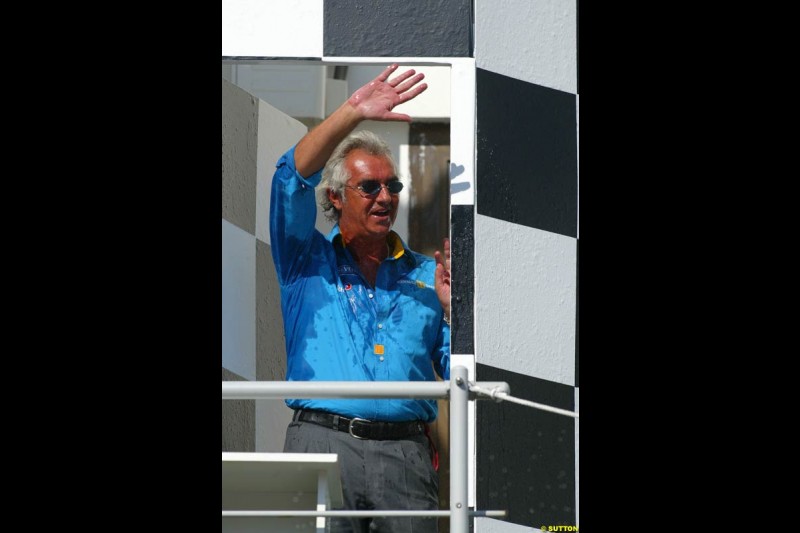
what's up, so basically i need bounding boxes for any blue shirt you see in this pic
[269,146,450,422]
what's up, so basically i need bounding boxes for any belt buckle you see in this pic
[348,417,370,440]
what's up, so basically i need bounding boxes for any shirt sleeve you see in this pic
[269,146,324,284]
[432,317,451,380]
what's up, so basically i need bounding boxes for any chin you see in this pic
[368,223,392,236]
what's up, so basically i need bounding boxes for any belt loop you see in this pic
[293,409,301,422]
[332,414,340,430]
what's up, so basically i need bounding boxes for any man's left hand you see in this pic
[434,237,451,322]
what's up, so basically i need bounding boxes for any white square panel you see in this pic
[475,215,576,386]
[222,0,323,58]
[222,219,256,380]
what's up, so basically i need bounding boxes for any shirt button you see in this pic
[379,356,385,362]
[377,323,383,329]
[368,293,374,299]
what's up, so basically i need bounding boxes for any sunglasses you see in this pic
[346,180,404,198]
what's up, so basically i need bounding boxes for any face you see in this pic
[329,149,400,243]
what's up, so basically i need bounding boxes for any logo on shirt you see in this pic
[397,279,431,290]
[344,283,352,291]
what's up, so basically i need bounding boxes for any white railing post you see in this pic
[450,365,469,533]
[316,470,328,533]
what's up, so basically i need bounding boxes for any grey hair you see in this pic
[317,130,398,222]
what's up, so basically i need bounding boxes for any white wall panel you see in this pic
[475,214,576,386]
[255,99,308,246]
[449,59,476,206]
[475,0,577,94]
[222,219,256,380]
[222,0,323,58]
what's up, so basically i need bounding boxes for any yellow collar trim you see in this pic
[387,232,406,260]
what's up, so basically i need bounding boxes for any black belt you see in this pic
[293,409,425,440]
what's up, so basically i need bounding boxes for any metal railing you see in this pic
[222,365,511,532]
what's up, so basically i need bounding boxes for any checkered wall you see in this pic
[222,0,579,530]
[222,78,308,454]
[471,3,578,526]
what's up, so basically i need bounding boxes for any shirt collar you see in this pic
[328,224,412,265]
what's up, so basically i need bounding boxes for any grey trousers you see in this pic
[283,418,440,533]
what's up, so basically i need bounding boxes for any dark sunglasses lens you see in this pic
[360,181,382,195]
[358,180,403,195]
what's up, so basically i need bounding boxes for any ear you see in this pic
[328,188,344,211]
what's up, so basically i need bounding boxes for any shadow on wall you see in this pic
[449,162,469,195]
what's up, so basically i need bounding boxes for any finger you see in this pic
[396,83,428,105]
[394,72,425,93]
[376,63,399,82]
[436,261,450,291]
[383,112,413,123]
[435,261,445,285]
[387,68,416,87]
[434,249,447,273]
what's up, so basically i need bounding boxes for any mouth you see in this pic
[370,208,392,220]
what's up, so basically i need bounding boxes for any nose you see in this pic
[376,185,393,202]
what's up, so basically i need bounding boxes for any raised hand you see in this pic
[434,237,451,320]
[347,64,428,122]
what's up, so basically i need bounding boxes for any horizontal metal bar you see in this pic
[222,510,507,518]
[222,380,510,400]
[222,381,449,400]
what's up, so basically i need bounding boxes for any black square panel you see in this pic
[477,68,577,238]
[476,363,576,528]
[324,0,472,57]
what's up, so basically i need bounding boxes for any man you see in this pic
[269,64,450,533]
